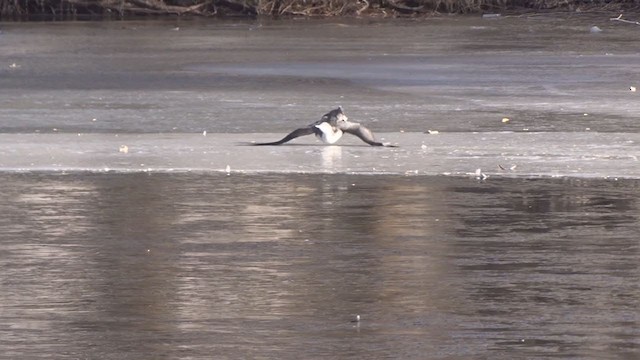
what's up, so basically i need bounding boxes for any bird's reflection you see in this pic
[321,145,342,170]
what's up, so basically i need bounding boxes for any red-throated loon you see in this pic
[254,106,397,147]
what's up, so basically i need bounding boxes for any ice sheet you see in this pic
[1,132,638,179]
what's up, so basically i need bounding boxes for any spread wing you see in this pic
[339,122,396,147]
[254,127,317,146]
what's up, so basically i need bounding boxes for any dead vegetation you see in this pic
[0,0,636,18]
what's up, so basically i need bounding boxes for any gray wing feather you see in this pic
[339,122,386,146]
[254,127,317,145]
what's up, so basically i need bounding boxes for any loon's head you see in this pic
[321,106,348,124]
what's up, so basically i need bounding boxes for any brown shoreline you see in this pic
[2,0,640,20]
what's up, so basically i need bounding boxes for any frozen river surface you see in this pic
[1,14,639,359]
[1,131,640,179]
[2,15,640,177]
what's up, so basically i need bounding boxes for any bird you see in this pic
[253,106,397,147]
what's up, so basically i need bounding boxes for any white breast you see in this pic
[315,122,343,144]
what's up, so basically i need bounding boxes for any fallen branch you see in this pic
[610,14,640,25]
[64,0,217,15]
[60,0,260,16]
[355,0,369,16]
[387,0,424,14]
